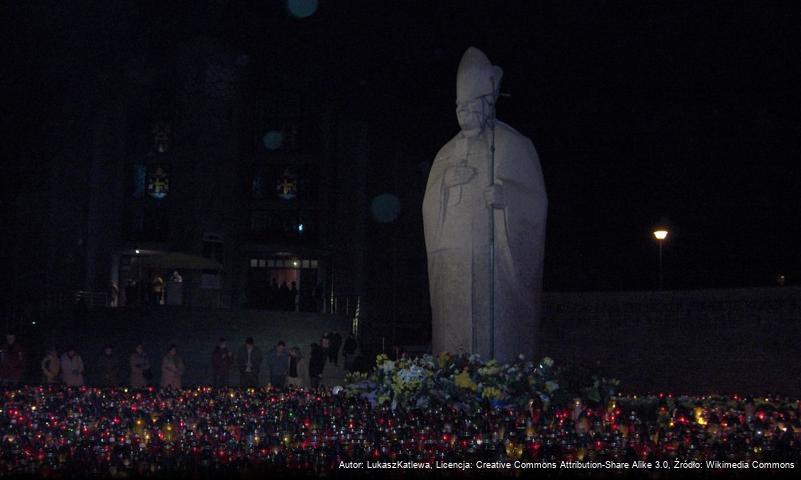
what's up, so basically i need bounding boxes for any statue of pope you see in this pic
[423,47,548,363]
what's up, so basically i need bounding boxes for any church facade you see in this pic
[11,37,368,314]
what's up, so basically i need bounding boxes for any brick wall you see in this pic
[541,287,801,396]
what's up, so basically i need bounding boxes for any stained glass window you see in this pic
[147,166,169,199]
[276,167,298,200]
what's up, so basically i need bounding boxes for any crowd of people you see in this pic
[248,279,326,312]
[0,331,359,390]
[4,332,801,476]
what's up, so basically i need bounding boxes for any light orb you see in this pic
[262,131,284,151]
[287,0,318,18]
[370,194,401,223]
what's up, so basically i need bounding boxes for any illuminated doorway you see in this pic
[247,257,319,311]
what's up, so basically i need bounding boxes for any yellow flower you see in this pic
[437,352,452,369]
[481,386,502,400]
[694,407,708,426]
[454,369,477,391]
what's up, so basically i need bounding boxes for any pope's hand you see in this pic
[485,185,506,208]
[443,166,476,187]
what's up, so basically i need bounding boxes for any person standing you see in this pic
[211,338,233,387]
[129,344,151,388]
[110,281,119,308]
[320,339,345,389]
[278,282,290,311]
[0,333,25,386]
[97,345,119,387]
[289,282,299,312]
[160,344,185,390]
[266,340,289,388]
[125,279,135,306]
[60,346,85,387]
[151,273,165,305]
[308,342,324,389]
[167,271,184,306]
[342,334,358,372]
[41,348,60,384]
[268,278,279,309]
[312,283,323,313]
[330,331,342,365]
[237,338,262,387]
[286,346,310,389]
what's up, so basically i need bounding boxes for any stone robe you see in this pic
[423,121,547,363]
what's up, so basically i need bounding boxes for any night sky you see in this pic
[3,1,799,295]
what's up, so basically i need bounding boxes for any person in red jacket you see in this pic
[211,338,233,387]
[0,333,25,386]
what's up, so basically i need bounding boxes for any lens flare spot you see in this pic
[287,0,318,18]
[262,131,284,151]
[370,194,401,223]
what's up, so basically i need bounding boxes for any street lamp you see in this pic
[653,229,668,290]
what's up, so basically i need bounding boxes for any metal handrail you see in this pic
[330,294,361,338]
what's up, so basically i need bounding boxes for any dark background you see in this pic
[2,0,799,299]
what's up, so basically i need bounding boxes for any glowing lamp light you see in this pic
[135,249,141,255]
[297,223,304,233]
[293,260,300,267]
[653,230,668,240]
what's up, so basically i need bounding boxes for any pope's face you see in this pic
[456,97,488,136]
